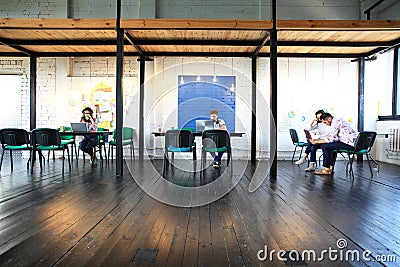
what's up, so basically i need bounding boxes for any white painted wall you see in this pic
[2,0,393,20]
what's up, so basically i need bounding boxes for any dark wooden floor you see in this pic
[0,155,399,266]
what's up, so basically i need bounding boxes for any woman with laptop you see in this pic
[79,107,98,164]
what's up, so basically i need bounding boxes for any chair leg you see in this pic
[10,151,13,171]
[111,145,114,163]
[192,143,197,161]
[348,153,355,179]
[298,146,304,160]
[0,149,4,171]
[108,144,111,164]
[367,152,379,173]
[130,141,133,161]
[132,143,135,161]
[291,146,297,162]
[365,153,373,177]
[227,148,231,166]
[38,151,43,170]
[162,152,167,177]
[103,144,107,163]
[30,150,35,174]
[201,150,205,178]
[66,147,71,170]
[62,149,65,174]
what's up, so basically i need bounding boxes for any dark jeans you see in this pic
[80,136,98,157]
[321,141,354,168]
[305,142,320,163]
[210,152,224,162]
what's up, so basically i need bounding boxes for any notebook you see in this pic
[196,120,214,132]
[70,122,88,132]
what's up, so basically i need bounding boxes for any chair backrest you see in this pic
[289,129,299,144]
[353,131,377,153]
[180,127,194,133]
[165,129,194,148]
[112,127,134,141]
[97,127,107,141]
[32,128,61,146]
[304,129,312,142]
[58,126,75,140]
[202,129,230,148]
[0,128,30,147]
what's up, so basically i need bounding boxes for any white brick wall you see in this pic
[0,0,66,18]
[1,0,398,20]
[0,58,30,129]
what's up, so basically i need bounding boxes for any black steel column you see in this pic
[357,57,365,132]
[251,56,257,163]
[139,56,145,160]
[29,55,37,130]
[357,57,365,162]
[115,0,124,176]
[393,48,399,116]
[269,0,278,179]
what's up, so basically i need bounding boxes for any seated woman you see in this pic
[79,107,98,164]
[295,109,331,171]
[312,113,357,175]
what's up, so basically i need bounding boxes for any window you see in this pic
[377,46,400,120]
[397,48,400,115]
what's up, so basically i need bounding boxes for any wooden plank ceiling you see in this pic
[0,18,399,57]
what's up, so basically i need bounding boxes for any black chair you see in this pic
[0,128,32,171]
[163,129,196,176]
[31,128,71,174]
[289,129,307,162]
[201,129,232,174]
[333,131,378,177]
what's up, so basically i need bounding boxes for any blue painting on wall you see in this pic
[178,75,236,132]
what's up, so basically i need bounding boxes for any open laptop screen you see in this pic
[195,120,214,132]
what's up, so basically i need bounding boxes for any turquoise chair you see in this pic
[201,129,232,175]
[108,127,135,163]
[289,129,307,162]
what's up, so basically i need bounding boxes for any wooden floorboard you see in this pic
[0,157,399,266]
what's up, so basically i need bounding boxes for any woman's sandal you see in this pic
[314,168,332,175]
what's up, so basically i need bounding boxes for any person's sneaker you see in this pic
[213,161,220,168]
[305,164,316,172]
[295,157,307,165]
[91,156,98,165]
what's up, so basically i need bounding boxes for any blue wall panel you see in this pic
[178,75,236,132]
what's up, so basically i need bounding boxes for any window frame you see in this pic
[378,46,400,121]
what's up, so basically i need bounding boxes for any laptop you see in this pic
[70,122,88,132]
[196,120,214,132]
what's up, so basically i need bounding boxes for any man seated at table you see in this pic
[79,107,98,164]
[209,109,227,168]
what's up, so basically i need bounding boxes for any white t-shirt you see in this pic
[310,122,331,140]
[214,119,226,129]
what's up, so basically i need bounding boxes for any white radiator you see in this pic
[389,128,400,152]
